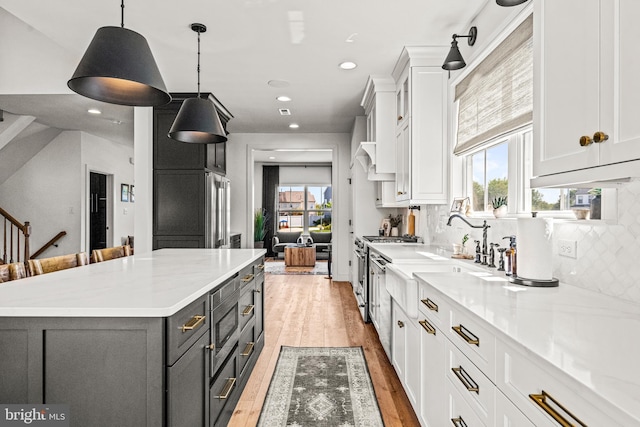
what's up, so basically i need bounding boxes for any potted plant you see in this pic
[491,196,508,218]
[254,208,268,248]
[388,214,402,236]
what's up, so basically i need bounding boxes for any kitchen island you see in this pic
[0,248,266,427]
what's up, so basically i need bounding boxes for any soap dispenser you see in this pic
[503,236,517,276]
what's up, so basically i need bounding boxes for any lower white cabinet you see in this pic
[446,376,486,427]
[495,390,534,427]
[418,316,446,427]
[391,300,421,412]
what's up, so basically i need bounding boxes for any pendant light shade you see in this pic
[68,2,170,106]
[496,0,529,6]
[168,23,228,144]
[442,27,478,71]
[169,97,227,143]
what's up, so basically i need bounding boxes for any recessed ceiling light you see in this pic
[339,61,357,70]
[268,156,276,160]
[268,79,290,88]
[87,108,102,115]
[276,96,292,102]
[289,123,299,129]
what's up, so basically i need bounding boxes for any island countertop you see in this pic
[0,248,266,318]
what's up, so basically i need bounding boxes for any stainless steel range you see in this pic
[362,235,419,244]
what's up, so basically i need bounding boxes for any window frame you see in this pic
[277,185,332,234]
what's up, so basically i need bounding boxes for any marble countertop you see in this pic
[412,269,640,423]
[0,248,266,318]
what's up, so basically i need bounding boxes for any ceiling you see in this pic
[0,0,488,151]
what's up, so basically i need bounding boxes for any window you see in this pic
[467,141,509,212]
[277,185,332,233]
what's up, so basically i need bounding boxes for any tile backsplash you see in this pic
[416,179,640,304]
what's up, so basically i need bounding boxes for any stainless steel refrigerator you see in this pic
[206,172,231,248]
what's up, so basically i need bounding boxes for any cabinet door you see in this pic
[533,0,603,177]
[154,170,206,238]
[369,268,379,328]
[167,333,209,427]
[405,318,421,412]
[419,317,446,427]
[495,390,535,427]
[391,301,407,380]
[395,122,410,202]
[154,107,207,170]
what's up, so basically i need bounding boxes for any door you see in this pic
[90,172,107,251]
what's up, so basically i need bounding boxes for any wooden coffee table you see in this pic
[284,245,316,267]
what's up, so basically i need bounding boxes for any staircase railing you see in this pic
[0,207,30,264]
[30,231,67,259]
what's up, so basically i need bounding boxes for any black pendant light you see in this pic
[496,0,529,6]
[68,0,171,107]
[168,23,227,144]
[442,27,478,71]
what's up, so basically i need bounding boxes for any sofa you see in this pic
[309,231,332,259]
[272,231,302,259]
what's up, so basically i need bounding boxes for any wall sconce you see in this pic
[496,0,529,6]
[442,27,477,71]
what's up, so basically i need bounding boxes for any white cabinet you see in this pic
[418,316,446,427]
[392,47,449,205]
[375,181,400,207]
[391,300,420,413]
[533,0,640,184]
[495,390,534,427]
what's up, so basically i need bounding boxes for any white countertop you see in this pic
[0,248,266,318]
[413,267,640,422]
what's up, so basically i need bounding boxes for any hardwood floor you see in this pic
[228,274,420,427]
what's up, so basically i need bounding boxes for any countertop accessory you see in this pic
[442,27,477,71]
[447,214,489,265]
[496,0,529,6]
[509,276,559,287]
[488,243,497,268]
[474,240,481,263]
[497,247,506,271]
[169,23,228,144]
[517,215,554,281]
[67,0,171,106]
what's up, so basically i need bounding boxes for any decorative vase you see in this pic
[390,227,399,237]
[493,205,507,218]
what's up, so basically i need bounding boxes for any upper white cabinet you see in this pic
[357,76,397,181]
[533,0,640,185]
[392,47,449,205]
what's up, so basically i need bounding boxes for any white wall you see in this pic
[225,132,351,281]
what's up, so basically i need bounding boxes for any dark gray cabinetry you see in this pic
[230,233,241,248]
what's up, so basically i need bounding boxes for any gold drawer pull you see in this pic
[451,417,468,427]
[452,366,479,394]
[257,264,265,271]
[452,324,479,346]
[240,342,255,357]
[593,131,609,143]
[215,377,236,400]
[241,273,255,283]
[397,320,405,328]
[242,304,255,316]
[529,390,587,427]
[579,135,593,146]
[419,319,436,335]
[181,315,205,333]
[421,298,438,312]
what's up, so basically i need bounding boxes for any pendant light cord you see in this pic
[120,0,125,28]
[196,29,201,98]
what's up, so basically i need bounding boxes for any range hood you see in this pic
[353,142,395,181]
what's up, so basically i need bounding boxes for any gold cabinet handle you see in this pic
[452,366,479,394]
[240,342,255,357]
[452,324,479,346]
[593,131,609,143]
[242,304,255,316]
[254,288,261,294]
[579,135,593,147]
[397,320,405,328]
[215,377,236,399]
[241,273,255,283]
[421,298,438,312]
[529,391,587,427]
[398,191,403,195]
[451,417,468,427]
[181,315,205,333]
[257,264,265,271]
[398,115,403,121]
[419,319,436,335]
[206,343,215,351]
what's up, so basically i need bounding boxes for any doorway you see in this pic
[89,172,109,252]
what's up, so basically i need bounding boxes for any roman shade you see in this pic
[453,15,533,155]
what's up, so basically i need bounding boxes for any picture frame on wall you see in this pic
[121,184,129,202]
[450,197,468,214]
[130,185,134,203]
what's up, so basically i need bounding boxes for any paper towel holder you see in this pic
[509,276,559,287]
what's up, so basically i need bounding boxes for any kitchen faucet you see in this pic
[446,214,491,265]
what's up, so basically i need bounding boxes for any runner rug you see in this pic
[257,346,384,427]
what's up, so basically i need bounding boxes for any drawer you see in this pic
[238,321,257,377]
[210,346,239,427]
[495,389,535,427]
[448,306,496,380]
[238,285,256,333]
[166,294,209,366]
[239,264,255,292]
[446,339,495,427]
[446,376,487,427]
[496,339,634,426]
[418,281,449,330]
[254,257,265,277]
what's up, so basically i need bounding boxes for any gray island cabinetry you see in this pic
[0,248,265,427]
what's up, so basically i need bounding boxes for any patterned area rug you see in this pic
[258,346,384,427]
[264,260,329,276]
